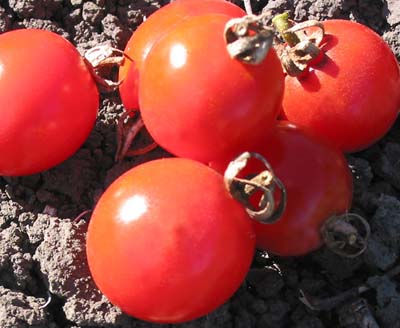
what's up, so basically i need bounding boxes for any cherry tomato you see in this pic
[86,157,255,323]
[119,0,245,110]
[210,122,353,256]
[0,29,99,176]
[139,13,284,165]
[281,19,400,152]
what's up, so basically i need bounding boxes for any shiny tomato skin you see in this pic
[139,14,284,165]
[86,157,255,323]
[0,29,99,176]
[281,19,400,152]
[119,0,245,110]
[210,122,353,256]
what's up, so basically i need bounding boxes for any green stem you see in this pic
[272,13,300,47]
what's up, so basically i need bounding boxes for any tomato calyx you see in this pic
[224,13,275,64]
[321,213,371,258]
[272,13,325,76]
[224,152,286,223]
[115,111,157,162]
[84,45,125,91]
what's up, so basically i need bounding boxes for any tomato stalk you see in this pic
[300,263,400,311]
[271,14,325,76]
[242,0,253,15]
[84,45,158,161]
[271,13,300,47]
[224,152,286,224]
[115,111,157,162]
[321,213,370,258]
[73,209,92,223]
[39,291,52,310]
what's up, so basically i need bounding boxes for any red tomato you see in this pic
[119,0,245,110]
[210,122,353,256]
[0,29,99,176]
[281,19,400,152]
[139,14,284,165]
[86,157,255,323]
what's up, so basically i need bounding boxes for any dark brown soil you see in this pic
[1,0,400,327]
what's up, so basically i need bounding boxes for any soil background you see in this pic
[1,0,400,327]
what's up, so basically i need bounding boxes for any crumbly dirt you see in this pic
[1,0,400,327]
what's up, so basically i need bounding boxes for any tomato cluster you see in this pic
[88,0,400,323]
[1,0,399,325]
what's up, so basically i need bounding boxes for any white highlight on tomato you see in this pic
[169,43,187,69]
[119,195,148,223]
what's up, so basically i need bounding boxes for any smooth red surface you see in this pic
[118,0,245,110]
[210,122,353,256]
[0,29,99,176]
[139,14,284,164]
[281,19,400,152]
[86,158,255,323]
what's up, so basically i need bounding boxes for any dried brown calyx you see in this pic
[224,13,275,65]
[321,213,370,258]
[224,152,286,224]
[272,12,325,76]
[84,44,125,91]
